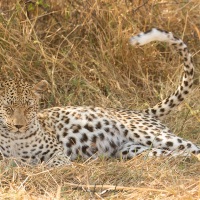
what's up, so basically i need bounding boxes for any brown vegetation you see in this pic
[0,0,199,199]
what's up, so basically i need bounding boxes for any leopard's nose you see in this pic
[15,125,23,129]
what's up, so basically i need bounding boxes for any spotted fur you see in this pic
[0,28,199,167]
[39,106,199,161]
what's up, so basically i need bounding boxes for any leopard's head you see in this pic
[0,79,48,134]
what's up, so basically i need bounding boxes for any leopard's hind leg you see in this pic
[116,140,200,159]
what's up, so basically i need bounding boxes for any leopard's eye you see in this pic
[26,106,34,113]
[4,106,13,115]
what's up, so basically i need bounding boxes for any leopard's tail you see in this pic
[130,28,194,118]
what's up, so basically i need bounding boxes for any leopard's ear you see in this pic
[0,83,4,95]
[32,80,49,97]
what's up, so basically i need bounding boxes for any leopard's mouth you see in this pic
[15,130,22,134]
[10,127,26,134]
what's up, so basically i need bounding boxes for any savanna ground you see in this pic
[0,0,200,199]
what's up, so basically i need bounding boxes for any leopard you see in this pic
[0,28,199,167]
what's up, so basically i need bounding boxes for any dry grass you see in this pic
[0,0,200,199]
[0,156,199,199]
